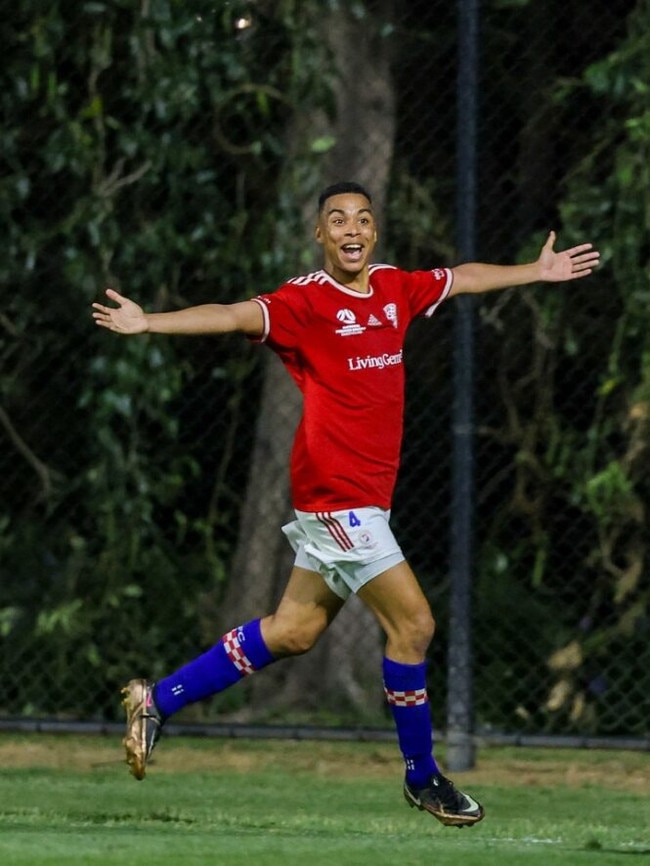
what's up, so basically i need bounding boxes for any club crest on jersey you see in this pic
[335,308,365,336]
[383,303,398,328]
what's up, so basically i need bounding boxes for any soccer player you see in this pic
[92,181,599,827]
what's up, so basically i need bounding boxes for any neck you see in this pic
[325,265,370,294]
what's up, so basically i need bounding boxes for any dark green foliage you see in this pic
[390,0,649,736]
[0,0,330,717]
[1,0,649,737]
[452,0,650,734]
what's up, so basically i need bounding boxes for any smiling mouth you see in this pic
[341,244,363,260]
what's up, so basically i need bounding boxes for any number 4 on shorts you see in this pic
[348,511,361,527]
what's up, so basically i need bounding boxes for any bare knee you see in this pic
[409,608,436,653]
[358,561,437,664]
[387,608,436,662]
[261,613,324,657]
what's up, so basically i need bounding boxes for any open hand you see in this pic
[538,231,600,282]
[92,289,149,334]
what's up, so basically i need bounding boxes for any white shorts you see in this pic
[281,506,405,600]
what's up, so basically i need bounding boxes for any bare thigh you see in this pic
[358,560,436,663]
[260,566,345,657]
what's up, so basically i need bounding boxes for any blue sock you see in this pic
[383,656,439,787]
[154,618,274,718]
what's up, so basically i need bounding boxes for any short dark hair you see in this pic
[318,181,372,212]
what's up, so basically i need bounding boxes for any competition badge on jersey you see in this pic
[335,309,365,336]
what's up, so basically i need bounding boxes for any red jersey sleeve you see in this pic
[251,281,312,350]
[403,267,453,319]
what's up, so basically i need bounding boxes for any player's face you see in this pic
[315,193,378,281]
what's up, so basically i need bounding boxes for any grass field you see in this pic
[0,733,648,865]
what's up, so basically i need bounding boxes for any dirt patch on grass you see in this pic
[1,734,648,794]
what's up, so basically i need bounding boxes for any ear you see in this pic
[314,225,324,245]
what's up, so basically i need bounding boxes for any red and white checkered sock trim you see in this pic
[222,628,256,676]
[384,686,429,707]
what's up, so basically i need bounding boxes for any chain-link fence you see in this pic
[2,1,649,744]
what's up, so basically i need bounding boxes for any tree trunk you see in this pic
[216,0,397,721]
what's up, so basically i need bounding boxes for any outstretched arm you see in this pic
[449,231,600,296]
[92,288,264,337]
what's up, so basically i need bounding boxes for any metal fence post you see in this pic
[446,0,480,772]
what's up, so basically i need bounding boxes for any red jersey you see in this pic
[252,264,453,511]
